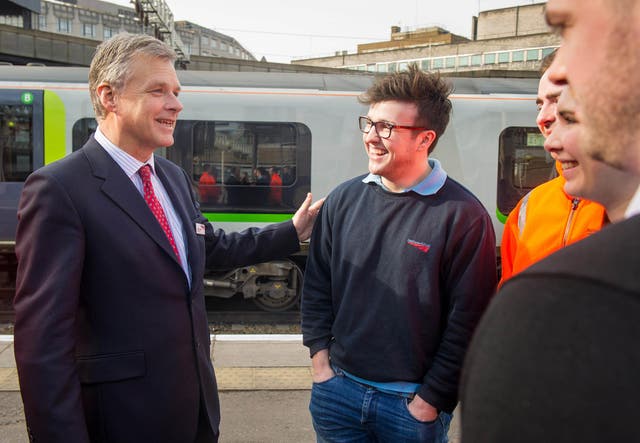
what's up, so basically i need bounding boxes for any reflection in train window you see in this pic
[497,127,556,220]
[0,102,34,182]
[70,118,312,214]
[72,118,98,151]
[164,120,311,214]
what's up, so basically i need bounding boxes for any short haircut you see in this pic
[359,63,453,153]
[89,33,177,121]
[539,49,557,74]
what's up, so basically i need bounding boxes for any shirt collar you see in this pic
[362,158,447,196]
[94,126,156,178]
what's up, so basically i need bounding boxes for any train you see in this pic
[0,66,552,311]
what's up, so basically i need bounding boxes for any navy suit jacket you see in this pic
[13,137,300,442]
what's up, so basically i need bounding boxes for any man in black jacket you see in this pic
[460,2,640,441]
[302,65,496,443]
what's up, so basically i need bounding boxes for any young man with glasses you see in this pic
[301,65,497,443]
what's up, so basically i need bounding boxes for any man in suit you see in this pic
[13,33,321,443]
[460,1,640,441]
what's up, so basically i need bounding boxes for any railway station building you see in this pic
[292,2,559,77]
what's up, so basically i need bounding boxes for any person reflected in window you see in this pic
[268,166,283,206]
[198,163,219,204]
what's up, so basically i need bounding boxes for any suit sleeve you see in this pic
[418,212,497,412]
[14,171,90,442]
[203,220,300,269]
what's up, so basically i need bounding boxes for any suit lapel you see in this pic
[82,140,182,266]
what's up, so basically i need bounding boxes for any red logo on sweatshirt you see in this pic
[407,239,430,253]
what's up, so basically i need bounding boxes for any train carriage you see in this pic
[0,66,550,310]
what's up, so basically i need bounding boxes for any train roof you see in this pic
[0,65,539,95]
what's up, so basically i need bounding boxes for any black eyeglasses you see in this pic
[358,116,428,139]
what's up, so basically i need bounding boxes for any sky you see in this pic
[110,0,541,64]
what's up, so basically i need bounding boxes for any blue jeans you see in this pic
[309,367,452,443]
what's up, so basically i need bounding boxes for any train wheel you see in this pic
[252,260,303,312]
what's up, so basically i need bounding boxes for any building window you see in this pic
[82,23,95,37]
[57,18,71,33]
[445,57,455,68]
[104,27,115,39]
[387,62,397,72]
[220,42,227,51]
[398,62,408,71]
[432,58,444,69]
[377,64,388,73]
[471,54,482,66]
[420,59,430,70]
[512,50,524,62]
[498,52,510,63]
[526,49,539,61]
[458,56,470,67]
[38,14,47,30]
[542,47,556,58]
[0,15,24,27]
[484,53,496,64]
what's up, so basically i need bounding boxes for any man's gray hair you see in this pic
[89,33,177,120]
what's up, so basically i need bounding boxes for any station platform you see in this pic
[0,334,312,392]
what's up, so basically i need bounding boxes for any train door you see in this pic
[0,90,44,241]
[0,89,44,300]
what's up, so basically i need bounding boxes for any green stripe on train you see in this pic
[496,208,507,224]
[44,90,66,164]
[203,212,293,223]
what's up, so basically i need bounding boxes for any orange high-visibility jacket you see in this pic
[499,173,607,286]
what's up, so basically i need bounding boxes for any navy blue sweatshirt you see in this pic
[302,174,497,412]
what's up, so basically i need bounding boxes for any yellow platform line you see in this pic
[215,366,312,391]
[0,368,20,391]
[0,367,314,392]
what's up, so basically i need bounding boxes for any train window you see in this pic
[161,120,311,215]
[497,127,556,221]
[0,91,43,182]
[72,118,98,151]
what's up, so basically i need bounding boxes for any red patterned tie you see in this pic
[138,165,181,263]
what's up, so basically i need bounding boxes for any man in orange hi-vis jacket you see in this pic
[499,55,606,285]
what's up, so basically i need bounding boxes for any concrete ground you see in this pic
[0,336,460,442]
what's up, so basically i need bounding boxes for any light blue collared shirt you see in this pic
[94,127,191,287]
[362,158,447,195]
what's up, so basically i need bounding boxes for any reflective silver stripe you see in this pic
[517,192,532,236]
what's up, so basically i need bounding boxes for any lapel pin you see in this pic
[195,223,206,236]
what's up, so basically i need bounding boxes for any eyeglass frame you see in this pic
[358,116,429,139]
